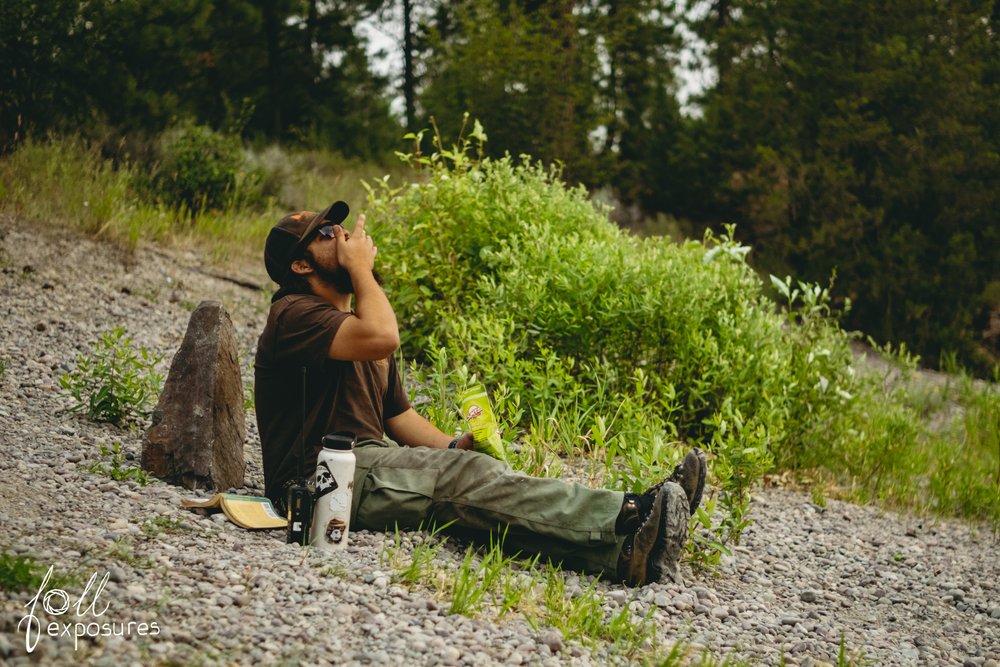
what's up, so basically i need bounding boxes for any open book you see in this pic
[181,493,287,530]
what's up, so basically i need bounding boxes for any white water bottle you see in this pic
[310,432,356,551]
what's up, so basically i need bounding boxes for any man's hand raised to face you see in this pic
[324,213,400,361]
[333,214,376,275]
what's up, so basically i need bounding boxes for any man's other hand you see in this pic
[453,432,475,451]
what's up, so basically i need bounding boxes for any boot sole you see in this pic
[649,482,690,585]
[622,485,667,587]
[685,449,708,516]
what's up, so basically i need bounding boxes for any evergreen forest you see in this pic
[2,0,998,374]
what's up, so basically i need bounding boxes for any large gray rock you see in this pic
[142,300,245,490]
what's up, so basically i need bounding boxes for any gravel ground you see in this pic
[1,216,998,666]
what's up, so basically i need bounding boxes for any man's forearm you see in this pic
[386,408,453,448]
[350,268,399,343]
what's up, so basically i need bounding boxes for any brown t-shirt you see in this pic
[254,293,410,505]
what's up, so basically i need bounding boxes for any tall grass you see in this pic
[917,373,999,522]
[0,138,168,246]
[0,136,409,268]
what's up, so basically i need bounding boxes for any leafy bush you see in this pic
[367,141,860,546]
[370,133,999,544]
[60,326,163,424]
[146,124,261,214]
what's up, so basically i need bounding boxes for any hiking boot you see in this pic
[648,482,690,585]
[615,449,706,586]
[667,448,708,516]
[615,485,668,587]
[642,449,708,517]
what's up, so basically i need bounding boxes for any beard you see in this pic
[305,249,384,294]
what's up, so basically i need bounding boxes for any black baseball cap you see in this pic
[264,201,349,285]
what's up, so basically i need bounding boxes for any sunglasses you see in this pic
[316,225,337,239]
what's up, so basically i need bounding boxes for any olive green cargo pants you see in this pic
[348,439,625,575]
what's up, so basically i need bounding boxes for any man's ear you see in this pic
[290,258,313,276]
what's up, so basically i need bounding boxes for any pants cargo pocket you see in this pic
[355,467,437,531]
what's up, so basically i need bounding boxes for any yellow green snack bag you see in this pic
[459,383,508,463]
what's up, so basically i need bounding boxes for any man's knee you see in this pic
[354,464,437,530]
[451,448,509,472]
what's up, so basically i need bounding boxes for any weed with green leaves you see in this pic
[60,326,162,425]
[141,516,188,538]
[0,551,78,592]
[107,537,155,569]
[88,442,152,486]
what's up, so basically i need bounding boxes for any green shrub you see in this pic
[60,326,163,424]
[367,146,864,544]
[367,133,998,544]
[147,124,260,214]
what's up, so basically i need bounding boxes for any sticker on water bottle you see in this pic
[327,489,350,514]
[315,460,339,499]
[325,518,347,544]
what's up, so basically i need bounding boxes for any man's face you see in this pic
[303,229,354,293]
[301,225,382,294]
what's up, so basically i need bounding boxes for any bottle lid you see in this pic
[321,431,356,450]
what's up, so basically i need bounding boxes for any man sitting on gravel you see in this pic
[254,201,708,586]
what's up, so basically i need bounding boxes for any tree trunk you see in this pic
[547,0,577,171]
[714,0,731,88]
[262,0,283,137]
[403,0,416,130]
[307,0,318,61]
